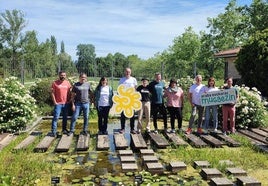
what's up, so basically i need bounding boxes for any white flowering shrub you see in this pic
[0,77,37,133]
[235,85,267,128]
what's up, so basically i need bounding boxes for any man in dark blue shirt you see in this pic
[148,72,167,133]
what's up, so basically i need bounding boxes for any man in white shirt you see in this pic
[186,75,205,134]
[118,67,137,134]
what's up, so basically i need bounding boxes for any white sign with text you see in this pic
[200,89,237,106]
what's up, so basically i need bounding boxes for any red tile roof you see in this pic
[214,47,241,58]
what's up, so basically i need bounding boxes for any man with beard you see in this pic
[50,71,72,137]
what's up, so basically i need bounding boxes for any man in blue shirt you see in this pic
[148,72,167,133]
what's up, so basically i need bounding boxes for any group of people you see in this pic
[186,75,239,135]
[50,71,113,137]
[118,68,183,134]
[50,68,239,137]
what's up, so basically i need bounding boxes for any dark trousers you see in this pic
[97,106,111,133]
[120,112,135,130]
[151,103,167,130]
[167,106,183,129]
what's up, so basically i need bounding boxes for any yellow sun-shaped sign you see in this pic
[112,84,142,118]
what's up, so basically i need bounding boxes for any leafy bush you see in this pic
[29,78,53,106]
[0,77,37,133]
[236,85,267,128]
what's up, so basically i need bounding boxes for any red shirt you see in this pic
[51,80,71,104]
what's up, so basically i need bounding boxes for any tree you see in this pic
[207,0,245,50]
[235,28,268,96]
[0,10,27,76]
[164,27,201,78]
[239,0,268,35]
[75,44,96,76]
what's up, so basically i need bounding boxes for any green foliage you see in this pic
[236,28,268,96]
[236,85,267,128]
[29,78,53,106]
[0,77,36,132]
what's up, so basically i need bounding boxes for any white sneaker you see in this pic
[214,128,218,132]
[153,130,158,134]
[171,129,176,133]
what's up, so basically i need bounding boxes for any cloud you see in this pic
[0,0,251,60]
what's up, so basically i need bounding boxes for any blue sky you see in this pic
[0,0,252,61]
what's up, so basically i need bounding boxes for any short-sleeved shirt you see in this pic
[164,87,183,107]
[189,84,205,105]
[72,82,91,103]
[148,81,165,104]
[136,85,150,102]
[51,80,71,104]
[119,76,137,88]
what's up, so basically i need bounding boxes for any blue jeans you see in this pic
[204,105,218,130]
[51,103,69,134]
[70,102,90,132]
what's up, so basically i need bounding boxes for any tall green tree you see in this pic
[236,28,268,96]
[0,10,27,76]
[75,44,96,76]
[21,30,39,79]
[164,27,201,79]
[207,0,245,50]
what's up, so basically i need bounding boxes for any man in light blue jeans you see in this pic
[68,73,92,136]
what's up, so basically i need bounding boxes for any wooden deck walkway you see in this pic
[1,128,267,153]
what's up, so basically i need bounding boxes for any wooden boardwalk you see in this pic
[0,128,267,154]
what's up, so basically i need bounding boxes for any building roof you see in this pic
[214,47,241,58]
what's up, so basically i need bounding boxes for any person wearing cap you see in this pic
[164,78,184,133]
[148,72,167,133]
[136,77,151,133]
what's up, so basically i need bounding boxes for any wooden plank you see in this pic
[142,155,158,163]
[130,133,147,149]
[169,161,187,172]
[97,135,110,150]
[114,134,128,150]
[200,135,225,148]
[140,149,154,156]
[236,176,261,186]
[165,132,188,146]
[0,134,17,151]
[226,167,247,177]
[34,133,55,152]
[76,134,90,151]
[260,127,268,133]
[120,156,136,163]
[146,162,164,174]
[249,128,268,138]
[210,177,233,186]
[193,160,211,169]
[148,133,169,148]
[55,134,73,152]
[118,150,133,156]
[200,168,223,180]
[0,133,10,142]
[184,134,208,148]
[14,131,42,150]
[238,129,267,144]
[213,133,241,147]
[121,163,138,172]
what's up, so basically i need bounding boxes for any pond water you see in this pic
[35,119,177,185]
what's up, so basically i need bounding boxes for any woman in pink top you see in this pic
[164,79,184,133]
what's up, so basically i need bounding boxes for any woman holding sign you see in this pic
[203,77,219,133]
[222,77,239,135]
